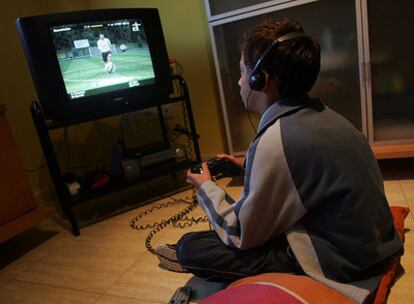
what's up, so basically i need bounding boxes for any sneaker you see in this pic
[156,244,178,261]
[155,244,188,273]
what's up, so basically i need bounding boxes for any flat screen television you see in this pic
[17,8,171,125]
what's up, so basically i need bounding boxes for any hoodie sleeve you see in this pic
[197,120,307,249]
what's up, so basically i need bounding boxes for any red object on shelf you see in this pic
[90,173,111,191]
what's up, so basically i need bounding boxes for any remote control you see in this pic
[168,286,192,304]
[190,157,243,180]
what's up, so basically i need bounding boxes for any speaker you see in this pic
[121,158,141,181]
[248,31,307,91]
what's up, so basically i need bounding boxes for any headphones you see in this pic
[248,31,307,91]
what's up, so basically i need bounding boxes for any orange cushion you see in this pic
[228,273,356,304]
[201,282,310,304]
[201,273,355,303]
[389,206,410,241]
[372,206,409,304]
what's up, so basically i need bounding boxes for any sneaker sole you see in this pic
[157,255,188,273]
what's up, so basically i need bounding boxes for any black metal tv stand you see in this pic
[30,75,201,236]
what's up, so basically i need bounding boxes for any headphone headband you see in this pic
[248,31,307,91]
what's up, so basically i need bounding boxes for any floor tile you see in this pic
[0,232,69,280]
[105,212,213,303]
[2,175,413,303]
[400,179,414,203]
[404,202,414,223]
[105,252,193,302]
[399,180,414,221]
[0,278,100,303]
[384,181,407,205]
[95,295,163,304]
[15,233,143,293]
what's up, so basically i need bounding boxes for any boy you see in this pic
[157,19,402,303]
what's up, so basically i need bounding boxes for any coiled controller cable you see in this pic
[130,191,209,255]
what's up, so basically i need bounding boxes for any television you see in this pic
[17,8,171,125]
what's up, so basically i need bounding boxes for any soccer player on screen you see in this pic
[97,33,112,63]
[105,53,116,73]
[119,43,127,53]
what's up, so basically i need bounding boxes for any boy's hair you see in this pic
[242,18,321,97]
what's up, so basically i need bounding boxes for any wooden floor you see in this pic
[0,177,413,303]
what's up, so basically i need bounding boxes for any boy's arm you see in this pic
[196,122,307,249]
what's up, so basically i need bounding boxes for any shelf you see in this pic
[70,159,198,205]
[372,144,414,159]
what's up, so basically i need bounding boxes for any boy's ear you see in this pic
[262,71,278,92]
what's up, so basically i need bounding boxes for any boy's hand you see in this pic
[186,162,212,189]
[216,153,245,168]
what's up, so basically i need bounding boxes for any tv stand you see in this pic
[30,75,201,236]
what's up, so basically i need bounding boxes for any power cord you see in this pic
[26,120,119,173]
[245,89,258,134]
[93,121,118,148]
[130,191,209,255]
[172,124,191,139]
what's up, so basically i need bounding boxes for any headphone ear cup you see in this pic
[249,71,266,91]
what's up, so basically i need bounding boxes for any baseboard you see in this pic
[0,206,56,244]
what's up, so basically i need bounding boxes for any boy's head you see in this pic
[241,18,320,97]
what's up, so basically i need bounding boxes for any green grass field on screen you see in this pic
[58,49,155,94]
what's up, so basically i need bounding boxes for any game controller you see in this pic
[190,157,244,179]
[168,286,191,304]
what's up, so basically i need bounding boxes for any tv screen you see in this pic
[17,9,171,126]
[50,19,155,100]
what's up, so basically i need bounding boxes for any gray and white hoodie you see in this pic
[197,95,402,303]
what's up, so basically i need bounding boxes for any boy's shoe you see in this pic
[155,244,188,273]
[156,244,178,261]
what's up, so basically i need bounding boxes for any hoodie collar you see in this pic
[257,95,320,135]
